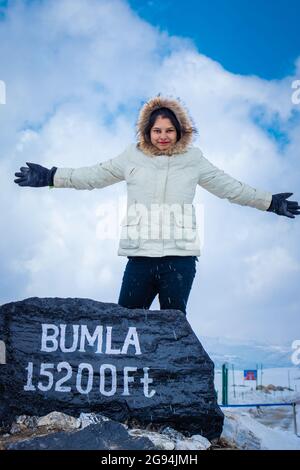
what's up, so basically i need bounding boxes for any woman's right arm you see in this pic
[14,145,130,190]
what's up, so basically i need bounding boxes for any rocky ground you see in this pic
[0,411,237,451]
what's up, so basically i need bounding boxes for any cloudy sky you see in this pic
[0,0,299,347]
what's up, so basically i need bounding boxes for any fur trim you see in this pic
[136,95,198,156]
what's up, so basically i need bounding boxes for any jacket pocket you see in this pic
[173,214,197,249]
[119,214,142,249]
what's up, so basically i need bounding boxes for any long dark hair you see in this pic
[144,107,182,143]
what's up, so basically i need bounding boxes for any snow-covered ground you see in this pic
[214,366,300,449]
[222,409,300,450]
[214,366,300,399]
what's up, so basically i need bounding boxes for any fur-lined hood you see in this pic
[136,95,198,156]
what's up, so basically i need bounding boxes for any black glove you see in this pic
[267,192,300,219]
[14,162,57,187]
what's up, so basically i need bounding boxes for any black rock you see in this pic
[0,297,224,440]
[7,421,156,450]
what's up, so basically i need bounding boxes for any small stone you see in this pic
[37,412,80,432]
[175,435,211,450]
[79,412,111,429]
[128,428,175,450]
[159,425,185,440]
[10,423,23,435]
[16,415,38,429]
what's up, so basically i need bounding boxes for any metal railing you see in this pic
[220,402,299,436]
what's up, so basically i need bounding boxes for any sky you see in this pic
[129,0,300,80]
[0,0,300,348]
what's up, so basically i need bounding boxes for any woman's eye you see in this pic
[152,129,175,133]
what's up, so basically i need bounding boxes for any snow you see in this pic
[215,366,300,449]
[238,411,300,450]
[222,409,300,450]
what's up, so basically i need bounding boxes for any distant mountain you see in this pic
[198,335,294,369]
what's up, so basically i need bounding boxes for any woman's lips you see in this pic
[159,142,170,145]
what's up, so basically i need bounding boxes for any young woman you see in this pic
[14,95,300,315]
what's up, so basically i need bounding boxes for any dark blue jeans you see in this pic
[118,256,198,315]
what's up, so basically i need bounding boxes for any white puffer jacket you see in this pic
[53,96,273,258]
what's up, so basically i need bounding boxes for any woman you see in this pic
[14,95,300,315]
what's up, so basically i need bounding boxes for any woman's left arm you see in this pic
[197,149,299,218]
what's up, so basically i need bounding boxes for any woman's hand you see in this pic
[14,162,57,187]
[267,193,300,218]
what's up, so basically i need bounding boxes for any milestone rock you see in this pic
[0,297,224,440]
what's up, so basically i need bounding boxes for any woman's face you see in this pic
[150,116,178,152]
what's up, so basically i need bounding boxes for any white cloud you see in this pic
[242,247,300,297]
[0,0,300,344]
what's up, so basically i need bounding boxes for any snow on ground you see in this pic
[214,366,300,399]
[215,366,300,449]
[222,409,300,450]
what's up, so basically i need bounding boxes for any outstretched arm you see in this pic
[197,149,272,211]
[14,146,130,190]
[196,150,299,218]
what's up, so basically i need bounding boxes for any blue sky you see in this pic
[0,0,300,347]
[129,0,300,80]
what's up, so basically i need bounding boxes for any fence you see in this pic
[220,402,299,436]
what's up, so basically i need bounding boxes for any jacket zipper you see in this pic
[161,157,170,253]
